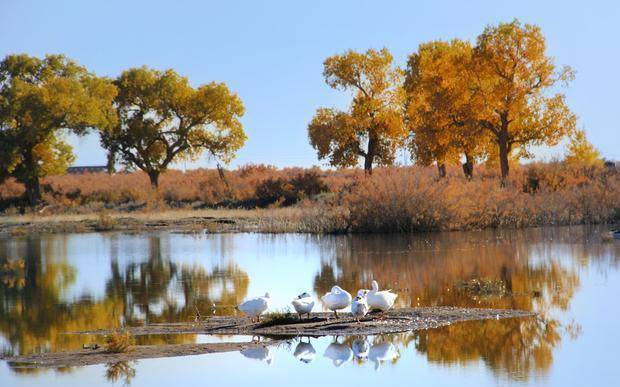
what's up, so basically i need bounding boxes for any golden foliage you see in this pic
[308,48,406,172]
[404,39,487,170]
[564,129,603,166]
[470,20,576,178]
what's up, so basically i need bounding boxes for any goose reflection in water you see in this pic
[293,339,316,364]
[240,346,273,365]
[351,337,370,361]
[323,339,353,367]
[368,342,399,370]
[320,336,398,369]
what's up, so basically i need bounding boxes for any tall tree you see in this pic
[471,20,576,181]
[100,67,246,188]
[308,48,406,174]
[0,54,117,205]
[404,39,488,178]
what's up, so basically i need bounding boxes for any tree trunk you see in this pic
[364,136,376,175]
[437,163,446,178]
[498,131,510,184]
[462,153,474,179]
[106,150,116,174]
[364,154,374,175]
[24,177,42,206]
[21,148,42,206]
[148,171,160,189]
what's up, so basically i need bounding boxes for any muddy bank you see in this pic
[3,340,276,369]
[71,307,535,337]
[2,307,534,369]
[0,215,244,234]
[0,207,339,235]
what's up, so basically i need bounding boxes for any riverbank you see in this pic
[1,205,617,236]
[0,207,349,234]
[71,307,535,337]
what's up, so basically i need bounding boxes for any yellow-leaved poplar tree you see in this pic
[471,20,577,181]
[404,39,489,178]
[308,48,406,174]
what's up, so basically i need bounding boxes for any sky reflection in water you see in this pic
[1,225,619,386]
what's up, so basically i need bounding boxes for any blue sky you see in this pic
[1,0,618,168]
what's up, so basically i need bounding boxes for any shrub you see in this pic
[104,330,135,353]
[1,163,618,233]
[255,177,294,207]
[343,164,620,232]
[255,172,329,207]
[95,211,117,231]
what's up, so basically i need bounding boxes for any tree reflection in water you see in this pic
[0,234,249,361]
[313,227,619,379]
[1,227,618,380]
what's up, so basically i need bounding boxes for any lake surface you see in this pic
[1,226,618,386]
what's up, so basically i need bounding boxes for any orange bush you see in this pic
[344,163,620,232]
[0,164,346,213]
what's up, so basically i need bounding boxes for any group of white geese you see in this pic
[238,280,397,322]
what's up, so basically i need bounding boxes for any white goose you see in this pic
[321,286,352,318]
[291,292,315,319]
[237,293,271,322]
[367,280,397,317]
[351,291,369,323]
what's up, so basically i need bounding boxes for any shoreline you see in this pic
[0,208,311,235]
[4,340,275,369]
[1,207,616,235]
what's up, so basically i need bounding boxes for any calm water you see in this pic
[0,226,618,386]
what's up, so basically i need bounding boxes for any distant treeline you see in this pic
[0,19,604,208]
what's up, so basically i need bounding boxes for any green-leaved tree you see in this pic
[100,67,246,188]
[0,54,117,205]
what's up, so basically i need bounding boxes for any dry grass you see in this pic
[0,165,340,213]
[0,208,266,225]
[258,309,296,326]
[344,163,620,232]
[9,227,27,237]
[94,210,117,231]
[1,162,618,234]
